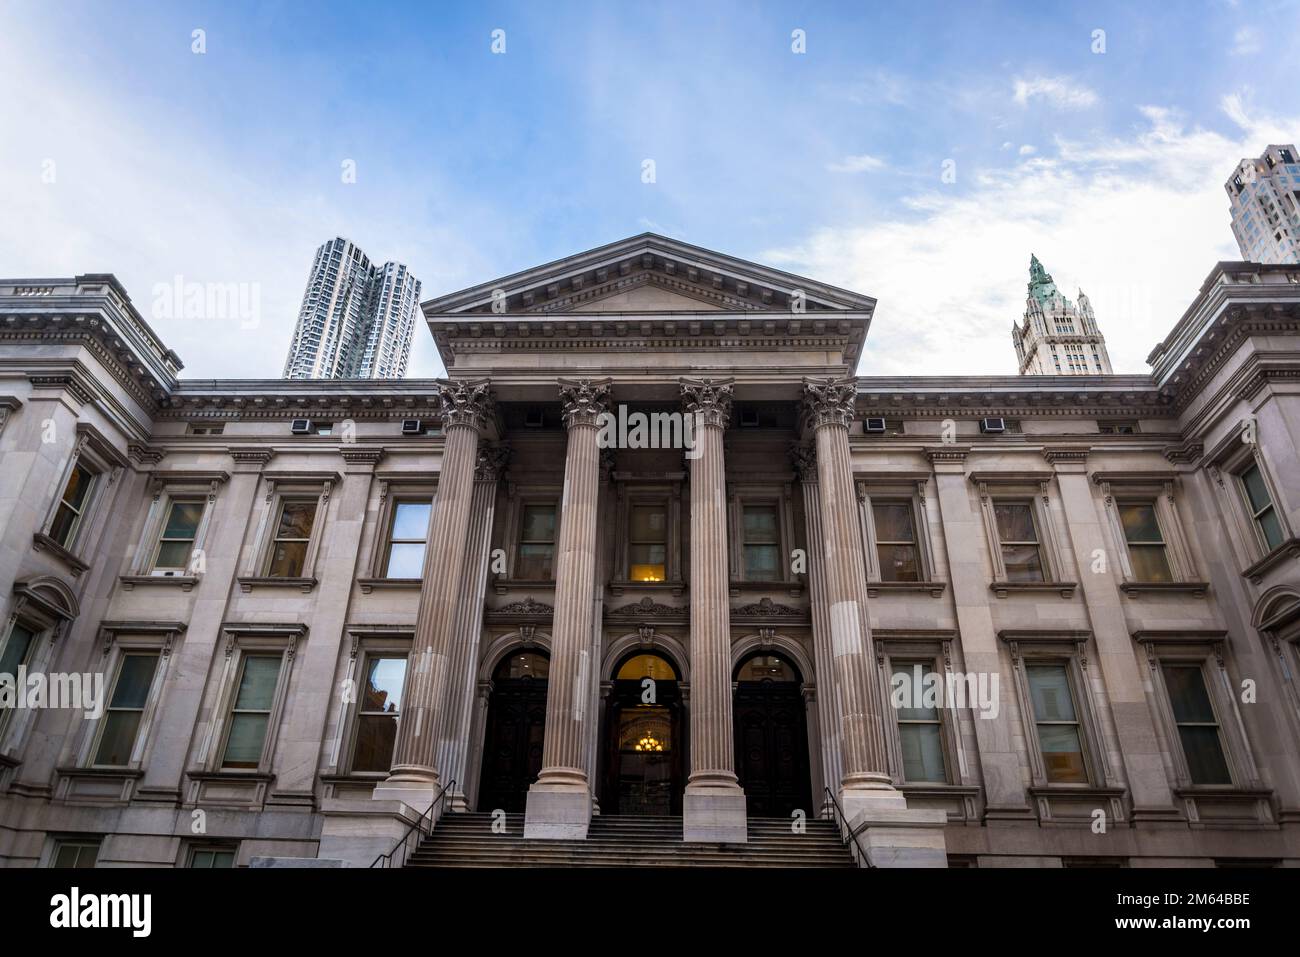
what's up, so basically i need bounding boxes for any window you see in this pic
[221,655,283,769]
[0,622,37,681]
[383,500,431,578]
[188,847,235,868]
[1161,664,1231,785]
[994,502,1044,582]
[873,502,920,582]
[267,501,317,577]
[629,505,667,582]
[1238,463,1284,551]
[516,504,556,579]
[151,499,204,573]
[891,662,946,782]
[93,653,161,766]
[186,422,225,436]
[48,462,97,549]
[50,839,100,868]
[741,505,780,579]
[351,655,407,772]
[1118,502,1173,583]
[1025,663,1087,783]
[1098,420,1138,435]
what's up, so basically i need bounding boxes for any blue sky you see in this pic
[2,0,1298,378]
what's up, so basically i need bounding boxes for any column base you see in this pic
[683,785,748,843]
[838,787,948,868]
[523,780,592,840]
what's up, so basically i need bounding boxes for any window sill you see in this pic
[1027,784,1125,798]
[867,580,947,598]
[1242,536,1300,584]
[493,577,556,594]
[990,581,1076,598]
[31,532,90,578]
[57,764,146,779]
[188,769,275,783]
[728,580,804,598]
[609,579,685,597]
[237,576,317,594]
[357,577,421,594]
[119,574,199,592]
[1119,580,1209,598]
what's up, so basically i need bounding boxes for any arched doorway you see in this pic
[602,652,684,815]
[733,652,812,817]
[477,650,549,813]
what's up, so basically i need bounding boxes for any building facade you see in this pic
[1226,144,1300,265]
[282,238,422,380]
[1013,255,1113,375]
[1,234,1299,868]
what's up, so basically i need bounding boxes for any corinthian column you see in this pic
[375,379,494,808]
[680,377,747,843]
[523,378,611,839]
[802,377,902,820]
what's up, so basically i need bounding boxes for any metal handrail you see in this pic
[823,787,874,868]
[370,778,456,868]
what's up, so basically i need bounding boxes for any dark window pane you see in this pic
[0,624,36,680]
[994,502,1037,542]
[1129,546,1173,583]
[735,655,798,681]
[743,543,780,579]
[162,501,204,539]
[222,713,270,768]
[61,464,94,511]
[899,724,946,783]
[494,651,549,680]
[390,501,431,540]
[1027,665,1077,722]
[516,543,554,579]
[48,503,79,547]
[742,506,779,543]
[234,657,281,711]
[1162,665,1216,724]
[521,505,556,542]
[630,506,666,541]
[268,540,308,577]
[1240,464,1272,514]
[94,711,143,765]
[353,715,399,772]
[1001,544,1045,582]
[1038,725,1088,783]
[1119,503,1163,544]
[109,655,159,709]
[1178,726,1232,785]
[384,542,424,578]
[872,502,915,542]
[878,544,919,582]
[1258,508,1284,550]
[276,502,317,539]
[155,540,193,569]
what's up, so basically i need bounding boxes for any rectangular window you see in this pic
[266,501,318,577]
[352,655,408,772]
[873,501,920,582]
[151,499,204,573]
[516,504,557,579]
[628,504,667,582]
[186,423,225,436]
[188,847,235,868]
[994,502,1045,582]
[220,655,283,769]
[742,505,780,579]
[1025,663,1087,783]
[1118,502,1173,583]
[0,623,37,681]
[1098,420,1138,435]
[93,652,161,766]
[51,839,100,868]
[891,662,946,782]
[1239,463,1284,551]
[48,462,96,549]
[383,500,431,578]
[1162,664,1232,785]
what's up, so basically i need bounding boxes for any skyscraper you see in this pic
[282,238,422,379]
[1225,144,1300,264]
[1012,255,1112,375]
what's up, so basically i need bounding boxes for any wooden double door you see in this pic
[733,659,813,818]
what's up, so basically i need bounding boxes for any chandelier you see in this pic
[635,733,664,752]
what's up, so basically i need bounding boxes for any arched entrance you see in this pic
[601,652,684,815]
[476,650,549,813]
[733,652,812,817]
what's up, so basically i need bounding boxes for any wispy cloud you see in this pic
[1012,75,1098,110]
[1230,26,1261,56]
[827,153,886,173]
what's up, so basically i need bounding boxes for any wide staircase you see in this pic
[405,812,857,868]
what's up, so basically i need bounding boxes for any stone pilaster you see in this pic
[680,377,747,843]
[375,379,494,808]
[524,378,611,839]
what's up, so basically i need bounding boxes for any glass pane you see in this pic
[222,713,270,768]
[94,711,143,766]
[1129,545,1173,583]
[736,655,798,682]
[267,540,308,577]
[1119,503,1163,544]
[390,501,431,541]
[994,502,1037,542]
[1161,665,1216,723]
[162,501,204,539]
[516,543,554,579]
[1240,464,1272,514]
[190,850,213,868]
[62,464,94,510]
[629,543,666,582]
[892,664,939,720]
[48,503,79,547]
[1039,725,1088,783]
[743,543,780,579]
[616,654,678,681]
[1001,544,1045,582]
[353,714,399,772]
[154,540,193,569]
[109,654,159,709]
[900,723,946,782]
[872,502,915,543]
[742,506,779,543]
[362,657,407,713]
[630,505,666,542]
[494,651,549,680]
[0,624,36,679]
[54,843,97,868]
[234,656,282,711]
[384,542,424,578]
[275,501,317,540]
[1026,665,1077,722]
[1258,507,1284,550]
[1178,726,1232,785]
[521,505,556,543]
[210,851,234,868]
[878,544,919,582]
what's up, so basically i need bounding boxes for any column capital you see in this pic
[801,377,857,430]
[436,379,495,432]
[558,377,612,430]
[790,441,817,482]
[475,442,511,482]
[679,377,734,429]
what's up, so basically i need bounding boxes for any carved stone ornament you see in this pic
[679,377,734,429]
[558,378,612,429]
[475,442,511,482]
[437,379,495,431]
[789,442,817,482]
[802,377,857,430]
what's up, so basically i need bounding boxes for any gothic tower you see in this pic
[1012,254,1113,374]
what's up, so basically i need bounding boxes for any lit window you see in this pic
[383,500,431,578]
[220,655,283,769]
[94,653,161,766]
[1118,502,1173,582]
[516,504,556,579]
[742,505,780,579]
[1026,664,1087,783]
[1162,664,1231,785]
[629,505,667,582]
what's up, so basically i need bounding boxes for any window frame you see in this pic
[1093,474,1203,592]
[343,639,413,776]
[972,473,1072,594]
[1204,425,1295,577]
[201,626,302,775]
[728,484,795,585]
[379,496,434,580]
[855,474,940,589]
[242,472,338,587]
[47,837,102,869]
[86,647,166,769]
[509,494,561,582]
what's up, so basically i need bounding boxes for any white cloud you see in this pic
[1231,27,1261,56]
[827,154,886,173]
[1018,144,1037,156]
[763,97,1296,378]
[1012,75,1099,110]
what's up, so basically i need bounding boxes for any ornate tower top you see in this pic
[1012,255,1112,375]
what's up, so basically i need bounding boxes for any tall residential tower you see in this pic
[1012,254,1112,374]
[1226,144,1300,264]
[282,238,422,379]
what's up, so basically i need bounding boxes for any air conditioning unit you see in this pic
[863,417,887,434]
[980,417,1007,434]
[401,418,423,436]
[290,418,312,435]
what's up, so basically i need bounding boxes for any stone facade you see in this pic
[0,236,1298,868]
